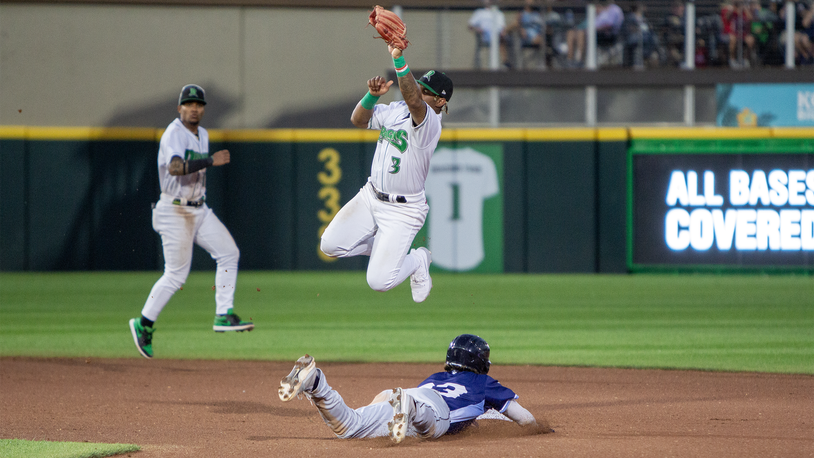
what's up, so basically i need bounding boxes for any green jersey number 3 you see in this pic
[389,156,401,174]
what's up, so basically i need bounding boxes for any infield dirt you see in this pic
[1,357,812,457]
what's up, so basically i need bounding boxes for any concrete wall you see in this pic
[1,4,477,129]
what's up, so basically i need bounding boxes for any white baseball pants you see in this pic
[320,183,428,292]
[307,369,450,440]
[141,200,239,321]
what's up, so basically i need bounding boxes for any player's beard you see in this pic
[181,115,200,130]
[179,106,203,127]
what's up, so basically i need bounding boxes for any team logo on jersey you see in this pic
[421,382,468,398]
[184,149,208,161]
[378,126,408,153]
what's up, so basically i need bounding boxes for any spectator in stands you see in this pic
[505,0,545,49]
[623,2,661,68]
[565,0,624,67]
[541,0,563,30]
[539,0,565,66]
[505,0,564,68]
[776,0,812,65]
[469,0,510,68]
[721,0,756,67]
[663,0,687,66]
[749,0,784,65]
[800,0,814,64]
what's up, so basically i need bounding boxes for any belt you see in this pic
[372,186,407,204]
[173,198,204,207]
[159,193,205,208]
[167,197,204,207]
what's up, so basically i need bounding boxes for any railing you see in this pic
[397,1,813,127]
[468,0,806,71]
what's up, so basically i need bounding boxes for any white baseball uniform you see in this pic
[320,100,442,292]
[141,118,239,321]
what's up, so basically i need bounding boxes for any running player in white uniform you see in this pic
[320,44,453,303]
[278,334,544,444]
[128,84,253,359]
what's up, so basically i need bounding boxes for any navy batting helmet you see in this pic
[444,334,491,374]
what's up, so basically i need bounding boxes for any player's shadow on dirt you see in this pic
[245,421,555,447]
[246,436,335,442]
[439,420,554,441]
[168,400,311,417]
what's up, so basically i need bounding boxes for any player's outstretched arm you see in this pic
[503,400,537,426]
[351,76,393,128]
[210,149,230,166]
[389,45,427,126]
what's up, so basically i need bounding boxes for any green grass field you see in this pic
[0,439,138,458]
[1,271,812,374]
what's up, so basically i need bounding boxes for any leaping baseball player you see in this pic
[319,35,453,303]
[129,84,253,359]
[278,334,547,443]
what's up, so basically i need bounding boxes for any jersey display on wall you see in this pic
[425,147,499,271]
[422,145,503,273]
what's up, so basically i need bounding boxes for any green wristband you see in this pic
[393,56,410,77]
[360,91,379,110]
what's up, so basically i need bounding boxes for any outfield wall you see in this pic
[628,128,814,273]
[1,127,811,273]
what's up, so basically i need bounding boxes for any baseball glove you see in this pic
[368,5,409,50]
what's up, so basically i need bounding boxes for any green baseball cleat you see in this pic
[213,308,254,332]
[129,318,154,359]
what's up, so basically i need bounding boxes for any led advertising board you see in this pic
[630,151,813,271]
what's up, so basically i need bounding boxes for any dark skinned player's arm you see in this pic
[398,72,427,127]
[351,101,374,128]
[387,46,427,126]
[351,75,393,128]
[394,51,427,126]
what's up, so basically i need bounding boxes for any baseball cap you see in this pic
[418,71,453,102]
[178,84,206,106]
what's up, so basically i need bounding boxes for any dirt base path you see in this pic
[1,357,812,457]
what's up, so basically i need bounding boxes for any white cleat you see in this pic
[278,354,317,402]
[387,387,412,444]
[410,247,432,303]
